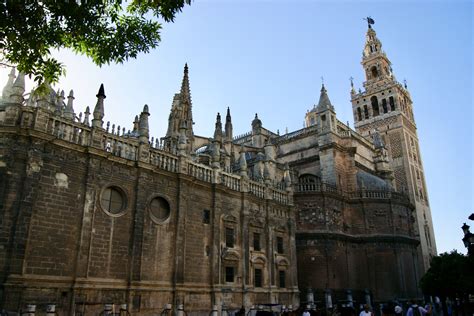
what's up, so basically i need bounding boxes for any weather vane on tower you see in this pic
[364,16,375,28]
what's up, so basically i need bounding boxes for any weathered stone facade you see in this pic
[0,25,429,315]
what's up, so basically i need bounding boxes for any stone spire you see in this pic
[133,115,139,133]
[225,107,233,140]
[84,106,91,126]
[92,84,106,128]
[64,90,75,120]
[1,68,16,101]
[316,84,334,112]
[163,64,194,151]
[10,72,25,104]
[214,112,222,142]
[138,104,150,143]
[181,63,191,97]
[55,90,65,116]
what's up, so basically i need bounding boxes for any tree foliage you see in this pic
[0,0,191,84]
[420,250,474,297]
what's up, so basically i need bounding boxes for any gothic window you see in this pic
[100,186,126,216]
[253,232,261,251]
[277,236,284,253]
[149,196,171,223]
[364,105,369,119]
[225,227,235,248]
[357,107,362,121]
[371,96,380,116]
[225,266,235,283]
[370,66,378,78]
[382,99,388,113]
[254,268,263,287]
[203,209,210,224]
[389,96,395,111]
[279,270,286,288]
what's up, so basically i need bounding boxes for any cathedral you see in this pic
[0,24,436,315]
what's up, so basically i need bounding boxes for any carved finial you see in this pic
[106,121,110,132]
[133,115,139,132]
[403,79,408,89]
[84,106,91,126]
[139,104,150,143]
[10,72,25,103]
[112,124,115,134]
[2,67,16,100]
[117,125,121,136]
[64,89,75,120]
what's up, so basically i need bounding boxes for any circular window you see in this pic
[149,197,171,223]
[100,186,126,216]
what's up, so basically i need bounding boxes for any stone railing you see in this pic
[103,133,139,161]
[149,148,179,173]
[46,116,91,146]
[188,161,213,183]
[221,171,241,191]
[295,181,409,202]
[271,187,288,205]
[1,101,292,205]
[274,125,318,144]
[249,180,265,199]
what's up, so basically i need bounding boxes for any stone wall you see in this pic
[294,191,420,302]
[0,131,298,315]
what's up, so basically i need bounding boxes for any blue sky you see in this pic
[0,0,472,254]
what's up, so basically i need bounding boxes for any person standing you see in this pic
[359,305,372,316]
[407,301,429,316]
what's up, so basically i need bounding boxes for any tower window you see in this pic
[357,108,362,121]
[371,96,379,116]
[225,227,235,248]
[253,232,261,251]
[254,268,262,288]
[389,96,395,111]
[277,236,284,253]
[382,99,388,113]
[225,267,235,283]
[370,66,378,78]
[279,270,286,288]
[363,105,369,119]
[203,209,210,224]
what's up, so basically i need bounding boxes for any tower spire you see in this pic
[316,83,334,112]
[225,106,233,140]
[92,84,106,128]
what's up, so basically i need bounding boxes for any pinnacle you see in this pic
[96,83,106,98]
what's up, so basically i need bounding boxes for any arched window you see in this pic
[382,99,388,113]
[371,96,379,116]
[370,66,378,78]
[357,107,362,121]
[389,96,395,111]
[363,105,369,119]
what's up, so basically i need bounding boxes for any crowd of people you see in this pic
[290,299,449,316]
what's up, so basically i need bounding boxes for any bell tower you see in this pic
[351,20,436,271]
